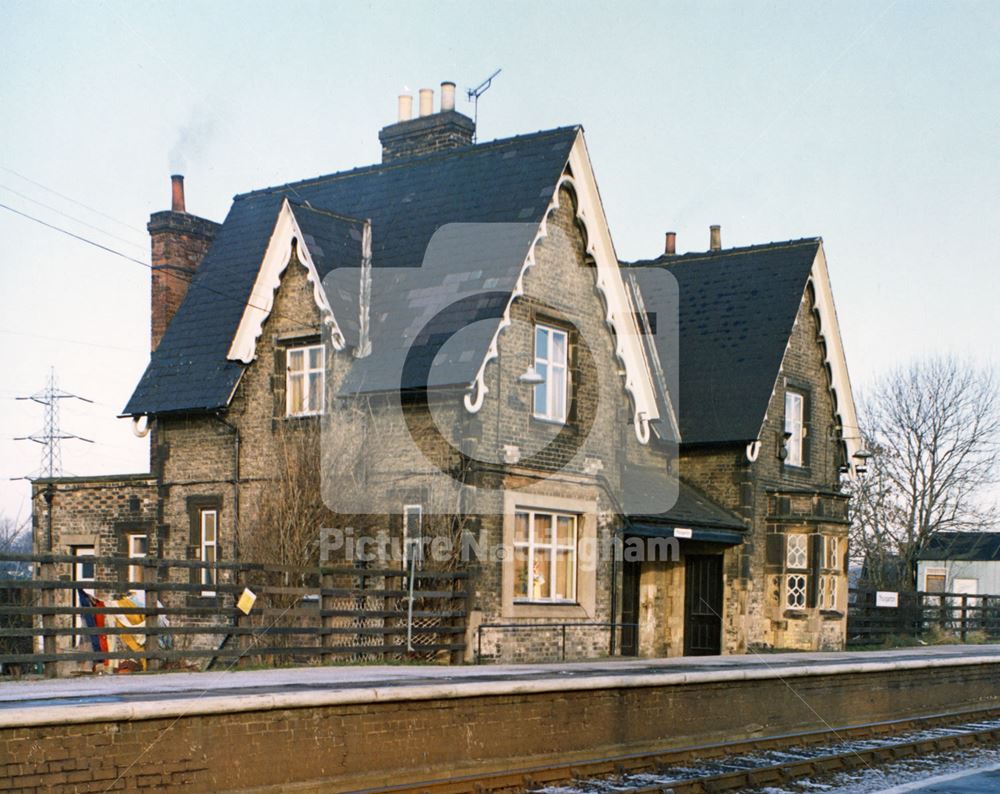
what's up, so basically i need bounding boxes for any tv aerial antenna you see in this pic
[467,68,502,142]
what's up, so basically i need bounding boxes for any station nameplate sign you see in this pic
[876,591,899,608]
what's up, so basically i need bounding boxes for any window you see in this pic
[786,533,808,569]
[200,509,218,595]
[286,344,325,416]
[925,572,947,593]
[73,546,95,644]
[403,504,422,570]
[785,532,808,610]
[784,389,805,467]
[127,534,148,585]
[513,510,576,603]
[533,325,568,423]
[818,574,838,610]
[786,574,807,609]
[825,536,840,571]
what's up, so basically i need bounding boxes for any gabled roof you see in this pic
[917,532,1000,562]
[625,239,825,446]
[124,126,581,417]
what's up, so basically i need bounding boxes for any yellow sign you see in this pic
[237,588,257,615]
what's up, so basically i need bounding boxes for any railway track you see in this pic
[355,705,1000,794]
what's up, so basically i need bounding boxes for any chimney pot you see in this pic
[418,88,434,117]
[710,224,721,251]
[397,94,413,122]
[664,231,677,256]
[170,174,185,213]
[440,81,456,112]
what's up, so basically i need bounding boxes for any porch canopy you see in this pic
[627,480,747,546]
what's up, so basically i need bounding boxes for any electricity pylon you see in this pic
[14,367,93,479]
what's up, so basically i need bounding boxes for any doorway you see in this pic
[683,554,723,655]
[620,559,640,656]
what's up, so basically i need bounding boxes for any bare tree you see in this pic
[0,511,31,579]
[849,357,1000,588]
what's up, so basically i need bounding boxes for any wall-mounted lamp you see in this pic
[518,367,544,385]
[778,430,793,460]
[852,448,872,475]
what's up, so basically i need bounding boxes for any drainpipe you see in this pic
[43,484,54,553]
[214,415,241,561]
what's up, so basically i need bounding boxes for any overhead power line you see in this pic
[0,200,315,329]
[0,165,147,234]
[0,182,147,251]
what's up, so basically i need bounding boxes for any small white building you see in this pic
[916,532,1000,596]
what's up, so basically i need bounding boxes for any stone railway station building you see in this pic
[32,84,862,662]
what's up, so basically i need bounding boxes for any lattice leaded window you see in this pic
[825,536,840,570]
[826,575,838,609]
[786,533,808,569]
[786,574,807,609]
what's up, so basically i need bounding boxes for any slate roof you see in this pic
[124,126,580,416]
[633,479,746,532]
[916,532,1000,562]
[624,238,821,446]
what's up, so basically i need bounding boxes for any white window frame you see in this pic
[513,509,577,603]
[825,535,840,571]
[200,509,218,596]
[826,574,838,610]
[784,389,805,467]
[285,343,325,417]
[786,533,808,570]
[403,504,423,570]
[73,546,96,644]
[127,533,148,585]
[786,573,808,609]
[532,324,568,423]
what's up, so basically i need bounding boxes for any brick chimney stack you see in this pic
[148,175,220,351]
[379,81,475,162]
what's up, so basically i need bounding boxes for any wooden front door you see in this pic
[619,559,640,656]
[684,554,723,656]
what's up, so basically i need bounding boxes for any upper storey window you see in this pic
[784,389,805,467]
[286,344,324,416]
[533,325,568,423]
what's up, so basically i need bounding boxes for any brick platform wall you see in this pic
[3,661,999,792]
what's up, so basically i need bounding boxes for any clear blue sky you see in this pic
[1,1,998,521]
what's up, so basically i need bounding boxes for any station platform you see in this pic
[3,646,1000,793]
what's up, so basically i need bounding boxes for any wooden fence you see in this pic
[0,552,468,676]
[847,587,1000,646]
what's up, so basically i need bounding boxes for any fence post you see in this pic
[321,568,333,657]
[961,594,968,642]
[143,558,160,671]
[40,559,57,678]
[449,575,465,666]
